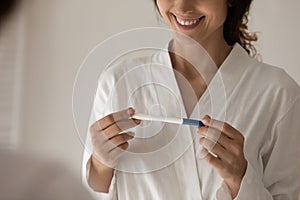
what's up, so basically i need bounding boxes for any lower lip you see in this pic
[173,15,204,31]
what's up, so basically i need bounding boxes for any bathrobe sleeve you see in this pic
[82,69,119,200]
[215,96,300,200]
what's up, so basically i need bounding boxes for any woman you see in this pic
[83,0,300,199]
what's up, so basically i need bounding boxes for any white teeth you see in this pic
[176,17,199,26]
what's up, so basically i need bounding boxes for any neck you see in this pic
[169,37,232,87]
[170,37,232,70]
[200,35,232,68]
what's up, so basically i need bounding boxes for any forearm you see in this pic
[88,155,114,193]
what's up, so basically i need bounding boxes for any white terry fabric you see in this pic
[82,43,300,200]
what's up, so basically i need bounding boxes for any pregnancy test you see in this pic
[132,113,205,127]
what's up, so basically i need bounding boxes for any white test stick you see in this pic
[132,113,204,127]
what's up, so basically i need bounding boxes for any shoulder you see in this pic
[103,52,159,77]
[249,58,300,102]
[229,44,300,103]
[95,52,165,98]
[97,50,169,87]
[97,53,155,86]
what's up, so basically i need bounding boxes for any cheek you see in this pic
[156,0,173,23]
[156,0,172,15]
[215,1,228,24]
[205,2,228,27]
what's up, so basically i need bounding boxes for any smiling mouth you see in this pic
[174,15,205,26]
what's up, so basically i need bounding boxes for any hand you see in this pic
[90,107,141,167]
[198,115,247,198]
[88,108,140,192]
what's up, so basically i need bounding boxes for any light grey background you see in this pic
[14,0,300,178]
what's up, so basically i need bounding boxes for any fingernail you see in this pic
[199,137,204,144]
[134,119,141,124]
[202,115,210,125]
[128,132,135,137]
[128,107,135,116]
[199,148,209,159]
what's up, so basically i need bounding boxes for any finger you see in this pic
[202,115,237,139]
[103,133,134,152]
[198,148,210,159]
[109,142,129,161]
[90,131,107,147]
[198,126,232,149]
[103,119,140,139]
[114,119,140,132]
[112,107,136,121]
[198,126,221,143]
[97,108,135,130]
[199,137,232,162]
[199,138,226,157]
[90,125,108,145]
[202,149,223,170]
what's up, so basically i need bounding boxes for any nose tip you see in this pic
[175,0,197,16]
[177,10,194,15]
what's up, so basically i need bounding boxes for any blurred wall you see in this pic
[18,0,300,179]
[249,0,300,84]
[19,0,158,177]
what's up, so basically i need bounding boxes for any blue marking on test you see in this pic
[182,118,205,127]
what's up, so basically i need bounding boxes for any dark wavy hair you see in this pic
[152,0,257,56]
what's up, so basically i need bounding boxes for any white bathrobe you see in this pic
[83,44,300,200]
